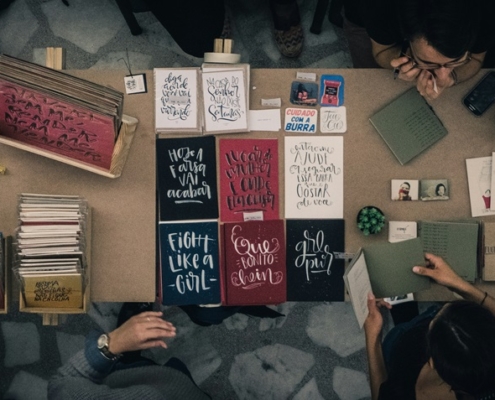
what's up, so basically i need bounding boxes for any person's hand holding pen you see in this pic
[391,40,456,100]
[391,42,421,82]
[416,68,454,100]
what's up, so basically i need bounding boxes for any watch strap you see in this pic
[98,333,121,361]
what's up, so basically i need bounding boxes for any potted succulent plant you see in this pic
[357,206,385,236]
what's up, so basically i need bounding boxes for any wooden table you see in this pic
[1,68,494,302]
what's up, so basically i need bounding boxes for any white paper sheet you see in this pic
[284,136,344,218]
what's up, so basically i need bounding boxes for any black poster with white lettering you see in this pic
[160,221,221,305]
[157,136,218,221]
[286,219,345,301]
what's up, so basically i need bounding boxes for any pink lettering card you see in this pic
[284,136,344,219]
[219,139,279,222]
[222,219,286,305]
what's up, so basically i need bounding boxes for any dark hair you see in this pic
[435,183,446,196]
[398,0,480,58]
[427,301,495,397]
[402,182,410,188]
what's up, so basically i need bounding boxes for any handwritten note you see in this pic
[219,139,279,222]
[320,106,347,133]
[23,274,83,308]
[159,221,220,305]
[154,69,199,132]
[202,70,248,133]
[285,137,344,218]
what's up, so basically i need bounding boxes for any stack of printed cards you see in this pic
[13,193,90,308]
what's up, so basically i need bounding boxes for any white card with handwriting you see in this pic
[284,136,344,218]
[154,68,199,132]
[202,70,248,133]
[320,106,347,133]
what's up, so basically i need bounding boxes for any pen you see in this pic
[432,75,438,94]
[394,41,409,80]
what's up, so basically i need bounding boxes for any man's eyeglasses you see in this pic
[406,44,471,70]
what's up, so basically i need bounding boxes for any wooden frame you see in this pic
[0,236,10,314]
[0,115,138,179]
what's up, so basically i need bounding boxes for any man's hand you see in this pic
[416,69,455,100]
[364,292,391,340]
[390,56,420,82]
[412,253,467,291]
[108,311,176,355]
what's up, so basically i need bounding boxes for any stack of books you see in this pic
[13,193,90,309]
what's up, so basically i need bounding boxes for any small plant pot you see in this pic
[357,206,385,236]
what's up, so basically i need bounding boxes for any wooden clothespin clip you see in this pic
[204,38,241,63]
[45,47,65,70]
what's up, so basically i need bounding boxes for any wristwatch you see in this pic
[97,333,120,361]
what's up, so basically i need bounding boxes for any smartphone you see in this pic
[463,71,495,116]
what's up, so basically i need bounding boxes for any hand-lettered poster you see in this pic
[286,219,345,301]
[154,68,200,133]
[157,136,218,221]
[284,136,344,219]
[201,69,248,133]
[219,139,279,222]
[222,220,286,305]
[159,221,221,305]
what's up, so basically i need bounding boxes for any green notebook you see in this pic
[369,88,448,165]
[364,238,430,298]
[420,220,480,282]
[344,238,430,327]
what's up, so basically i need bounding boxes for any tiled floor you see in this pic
[0,1,378,399]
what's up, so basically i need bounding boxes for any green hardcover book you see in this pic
[369,88,448,165]
[344,238,430,327]
[420,220,480,282]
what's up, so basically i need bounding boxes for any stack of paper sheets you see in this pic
[13,193,90,308]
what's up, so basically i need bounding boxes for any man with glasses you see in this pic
[358,0,495,100]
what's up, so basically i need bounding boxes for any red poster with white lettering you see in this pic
[219,139,279,222]
[222,219,286,305]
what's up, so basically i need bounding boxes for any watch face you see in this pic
[97,334,108,349]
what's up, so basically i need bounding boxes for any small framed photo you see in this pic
[124,74,147,95]
[391,179,419,201]
[420,179,449,201]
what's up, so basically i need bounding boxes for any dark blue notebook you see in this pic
[157,136,218,221]
[159,220,221,305]
[286,219,345,301]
